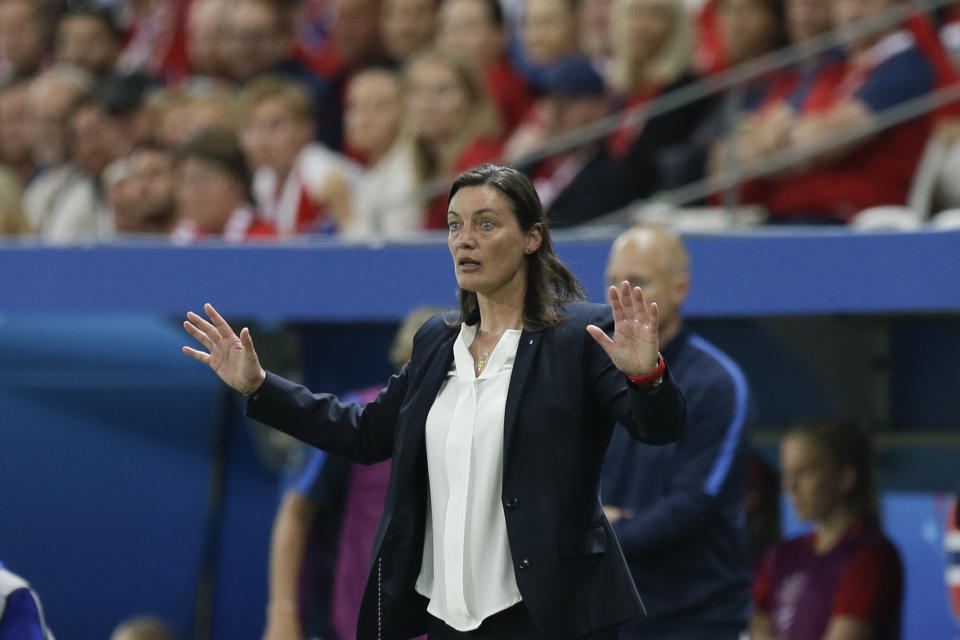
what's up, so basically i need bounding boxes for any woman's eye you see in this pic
[480,220,494,230]
[448,221,461,231]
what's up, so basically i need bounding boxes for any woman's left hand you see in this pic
[586,281,660,376]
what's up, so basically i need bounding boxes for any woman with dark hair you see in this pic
[750,421,903,640]
[182,163,685,639]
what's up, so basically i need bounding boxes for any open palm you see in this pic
[586,281,661,377]
[182,303,266,395]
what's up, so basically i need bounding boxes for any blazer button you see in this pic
[505,497,519,508]
[518,558,531,570]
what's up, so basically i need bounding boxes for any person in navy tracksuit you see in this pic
[601,225,754,640]
[0,560,53,640]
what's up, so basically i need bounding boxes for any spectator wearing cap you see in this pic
[436,0,534,136]
[0,0,56,82]
[172,129,276,243]
[0,79,36,186]
[403,49,502,229]
[55,6,123,77]
[508,56,623,227]
[239,75,362,236]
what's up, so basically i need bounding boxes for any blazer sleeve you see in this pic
[585,307,685,445]
[244,364,409,465]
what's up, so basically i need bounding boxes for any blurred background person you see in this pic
[263,308,436,640]
[435,0,533,136]
[109,616,176,640]
[604,0,716,202]
[113,141,179,236]
[0,167,30,237]
[601,225,753,640]
[339,66,425,237]
[734,0,935,223]
[185,0,229,82]
[54,5,123,78]
[519,0,582,86]
[0,0,57,82]
[0,79,36,186]
[219,0,343,149]
[172,129,275,243]
[751,421,904,640]
[578,0,614,70]
[22,65,93,235]
[381,0,438,65]
[152,86,239,149]
[114,0,191,84]
[0,559,54,639]
[239,75,361,237]
[404,49,502,229]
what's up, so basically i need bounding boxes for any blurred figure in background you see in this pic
[436,0,533,136]
[0,167,30,237]
[109,616,176,640]
[153,86,239,149]
[240,76,361,236]
[22,65,93,235]
[0,79,36,186]
[220,0,343,148]
[735,0,935,223]
[113,141,179,236]
[520,0,582,86]
[263,308,437,640]
[0,559,53,639]
[0,0,56,82]
[751,421,903,640]
[601,225,753,640]
[578,0,614,69]
[54,6,123,77]
[185,0,229,81]
[339,67,425,237]
[605,0,716,200]
[404,49,502,229]
[172,129,276,243]
[381,0,438,64]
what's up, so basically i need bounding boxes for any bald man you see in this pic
[600,225,754,640]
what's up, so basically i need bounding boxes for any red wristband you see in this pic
[626,354,666,387]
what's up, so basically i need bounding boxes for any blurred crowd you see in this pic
[3,0,960,243]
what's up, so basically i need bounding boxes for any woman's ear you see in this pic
[526,223,543,254]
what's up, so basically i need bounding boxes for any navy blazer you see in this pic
[246,302,686,639]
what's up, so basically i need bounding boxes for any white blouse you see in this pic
[414,323,524,630]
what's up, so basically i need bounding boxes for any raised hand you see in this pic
[586,281,660,377]
[182,303,266,395]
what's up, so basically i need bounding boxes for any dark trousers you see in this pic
[427,603,617,640]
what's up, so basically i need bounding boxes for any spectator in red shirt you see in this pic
[737,0,935,222]
[172,129,276,243]
[751,421,903,640]
[404,49,502,229]
[436,0,534,136]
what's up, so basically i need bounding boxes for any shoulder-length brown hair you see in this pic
[785,420,881,527]
[447,164,586,331]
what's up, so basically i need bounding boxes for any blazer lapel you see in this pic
[393,331,457,479]
[502,330,541,470]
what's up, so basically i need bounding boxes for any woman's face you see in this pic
[437,0,503,69]
[720,0,778,65]
[345,71,404,160]
[523,0,578,66]
[447,185,541,297]
[623,1,674,67]
[406,58,471,143]
[176,157,243,233]
[780,434,852,523]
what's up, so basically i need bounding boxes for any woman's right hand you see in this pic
[182,302,266,396]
